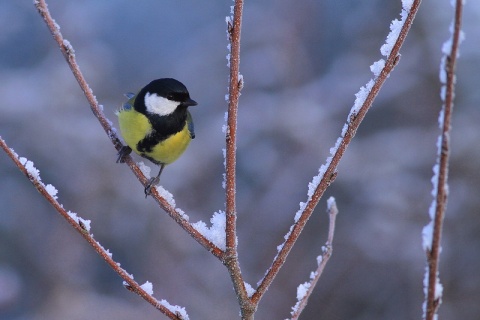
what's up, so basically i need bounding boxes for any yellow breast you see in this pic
[148,124,191,164]
[117,108,191,165]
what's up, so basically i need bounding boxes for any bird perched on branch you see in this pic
[116,78,197,196]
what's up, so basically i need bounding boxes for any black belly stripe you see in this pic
[136,108,188,153]
[137,131,167,153]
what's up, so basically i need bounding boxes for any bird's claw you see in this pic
[116,146,132,163]
[144,176,160,197]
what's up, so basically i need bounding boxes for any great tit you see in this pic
[116,78,197,196]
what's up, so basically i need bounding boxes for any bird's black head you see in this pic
[135,78,197,116]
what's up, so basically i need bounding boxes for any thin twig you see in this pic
[290,198,338,320]
[223,1,255,319]
[253,0,423,305]
[34,0,222,259]
[34,0,116,147]
[0,136,184,320]
[425,0,463,319]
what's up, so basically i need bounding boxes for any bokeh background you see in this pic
[1,1,479,319]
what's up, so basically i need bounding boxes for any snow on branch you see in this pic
[192,211,227,251]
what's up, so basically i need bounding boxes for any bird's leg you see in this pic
[144,163,165,197]
[116,146,132,163]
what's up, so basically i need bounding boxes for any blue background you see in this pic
[1,1,479,319]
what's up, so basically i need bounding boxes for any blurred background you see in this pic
[1,1,479,319]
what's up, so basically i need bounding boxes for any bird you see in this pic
[116,78,197,196]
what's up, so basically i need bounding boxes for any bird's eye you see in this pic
[167,94,174,100]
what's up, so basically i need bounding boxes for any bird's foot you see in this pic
[116,146,132,163]
[144,176,160,197]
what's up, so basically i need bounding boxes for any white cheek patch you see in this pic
[144,92,179,116]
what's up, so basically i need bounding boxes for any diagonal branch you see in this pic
[34,0,115,147]
[0,136,186,320]
[290,197,338,320]
[253,0,423,305]
[34,0,223,259]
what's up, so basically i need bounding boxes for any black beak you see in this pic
[182,98,198,107]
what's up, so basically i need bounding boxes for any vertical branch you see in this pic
[424,0,464,319]
[224,1,254,319]
[225,0,243,255]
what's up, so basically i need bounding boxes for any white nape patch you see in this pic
[144,92,179,116]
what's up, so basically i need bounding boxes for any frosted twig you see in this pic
[34,0,222,259]
[423,1,464,319]
[290,198,338,320]
[34,0,115,147]
[0,136,187,320]
[223,1,255,319]
[253,0,423,305]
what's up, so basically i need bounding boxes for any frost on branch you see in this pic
[160,299,190,320]
[140,281,154,295]
[423,0,464,318]
[380,2,412,57]
[192,211,226,251]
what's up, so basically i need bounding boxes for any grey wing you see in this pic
[187,111,195,139]
[121,92,136,111]
[124,92,136,99]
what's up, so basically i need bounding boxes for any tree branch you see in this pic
[424,0,464,319]
[290,198,338,320]
[223,1,255,319]
[34,0,223,260]
[0,136,186,320]
[253,0,423,305]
